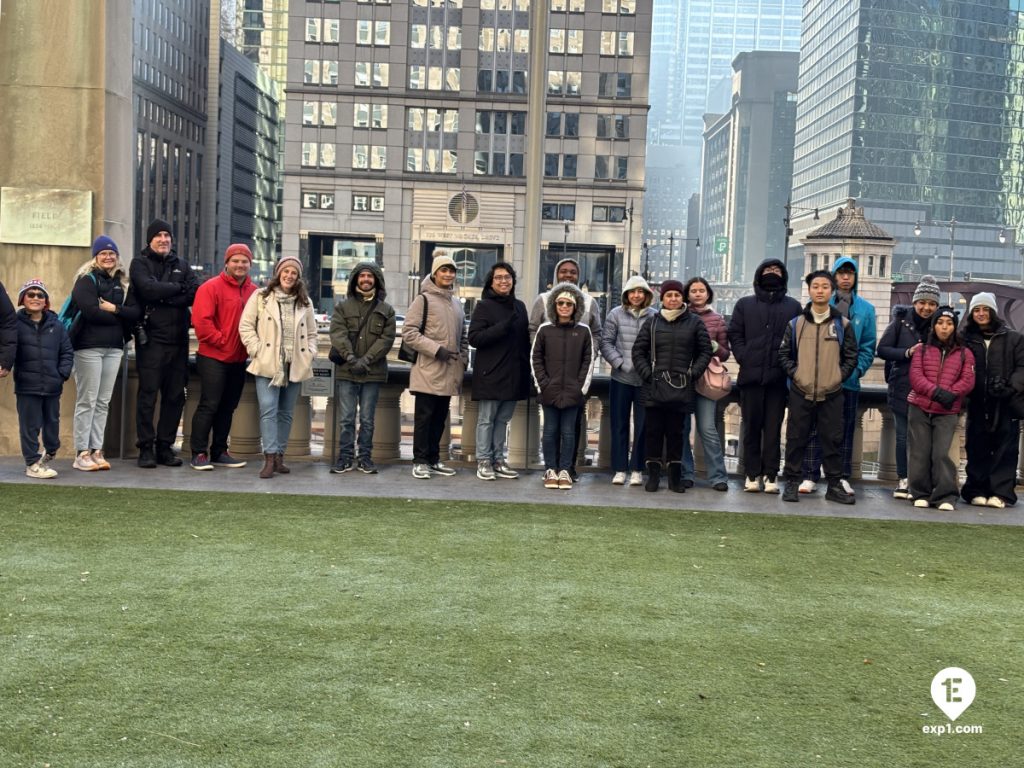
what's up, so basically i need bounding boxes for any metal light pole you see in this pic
[668,234,674,278]
[562,220,569,255]
[625,199,634,272]
[642,241,650,282]
[782,197,819,271]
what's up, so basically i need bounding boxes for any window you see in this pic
[303,60,320,84]
[409,65,426,89]
[302,142,318,167]
[603,0,635,12]
[357,20,372,45]
[356,63,389,87]
[302,192,335,210]
[544,153,559,177]
[597,114,629,138]
[595,156,608,179]
[303,101,319,126]
[354,103,369,128]
[324,19,340,44]
[371,146,387,170]
[616,157,628,180]
[548,71,564,95]
[593,205,626,222]
[546,112,561,136]
[514,30,529,52]
[563,155,577,178]
[376,21,391,45]
[353,145,368,169]
[305,18,321,42]
[322,103,337,126]
[412,24,426,48]
[552,0,585,10]
[322,61,338,86]
[406,148,423,172]
[373,105,388,128]
[543,203,576,220]
[320,144,336,168]
[599,73,631,98]
[510,111,526,134]
[353,194,385,212]
[566,30,584,54]
[474,151,489,175]
[549,29,565,54]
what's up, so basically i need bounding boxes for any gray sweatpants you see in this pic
[907,405,959,506]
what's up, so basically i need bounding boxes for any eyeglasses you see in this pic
[492,275,513,282]
[555,300,575,307]
[23,291,46,299]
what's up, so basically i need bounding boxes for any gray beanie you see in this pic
[912,275,941,304]
[968,292,998,313]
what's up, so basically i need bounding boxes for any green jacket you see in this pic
[329,262,396,383]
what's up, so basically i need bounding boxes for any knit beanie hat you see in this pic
[18,278,49,308]
[932,305,958,326]
[225,243,253,264]
[660,279,684,298]
[431,254,457,276]
[555,290,577,306]
[968,292,997,313]
[912,275,941,304]
[146,218,173,244]
[92,235,119,257]
[274,255,303,278]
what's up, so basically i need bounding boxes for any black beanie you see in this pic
[146,218,173,244]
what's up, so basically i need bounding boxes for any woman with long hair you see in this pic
[239,256,318,479]
[71,235,141,471]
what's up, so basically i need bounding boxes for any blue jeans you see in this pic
[254,375,302,455]
[608,378,645,472]
[337,379,380,462]
[73,347,123,452]
[893,408,908,479]
[681,394,728,485]
[476,399,516,463]
[542,405,580,471]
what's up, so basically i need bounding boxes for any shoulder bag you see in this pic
[397,294,428,364]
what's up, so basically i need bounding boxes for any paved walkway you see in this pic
[2,456,1020,526]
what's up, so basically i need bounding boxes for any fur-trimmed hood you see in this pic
[544,281,586,324]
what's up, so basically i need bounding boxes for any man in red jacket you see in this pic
[189,244,257,470]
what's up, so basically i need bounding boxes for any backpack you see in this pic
[789,314,845,361]
[56,273,96,341]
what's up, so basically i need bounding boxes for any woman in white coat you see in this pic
[239,256,318,479]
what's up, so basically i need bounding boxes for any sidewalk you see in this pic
[2,456,1020,526]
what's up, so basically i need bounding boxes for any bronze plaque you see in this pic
[0,187,93,246]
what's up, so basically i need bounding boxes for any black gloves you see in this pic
[435,346,452,363]
[932,388,956,408]
[350,356,370,376]
[988,377,1012,399]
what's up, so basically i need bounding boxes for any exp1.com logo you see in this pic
[922,667,984,735]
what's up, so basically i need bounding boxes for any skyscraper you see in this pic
[792,0,1024,281]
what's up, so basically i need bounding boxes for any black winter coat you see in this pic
[0,279,15,371]
[14,309,74,396]
[72,268,142,350]
[961,318,1024,426]
[632,311,713,409]
[129,247,199,345]
[727,258,802,387]
[468,287,530,402]
[876,305,930,415]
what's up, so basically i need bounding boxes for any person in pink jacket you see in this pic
[906,306,975,510]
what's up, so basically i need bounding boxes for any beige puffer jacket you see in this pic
[403,275,467,396]
[239,289,318,382]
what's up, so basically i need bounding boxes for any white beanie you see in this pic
[431,254,457,276]
[968,292,997,313]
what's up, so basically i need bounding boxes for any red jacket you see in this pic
[192,271,257,363]
[908,342,975,415]
[691,305,731,362]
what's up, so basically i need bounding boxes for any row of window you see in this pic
[315,0,635,10]
[301,192,386,213]
[541,203,629,221]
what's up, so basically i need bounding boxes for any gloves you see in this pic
[710,340,719,354]
[350,356,369,376]
[988,377,1011,399]
[932,388,956,408]
[345,353,357,365]
[435,346,452,363]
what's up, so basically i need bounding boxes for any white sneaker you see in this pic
[477,460,496,481]
[969,496,988,507]
[937,502,955,511]
[611,471,626,485]
[557,469,573,490]
[628,471,643,486]
[26,461,57,479]
[762,477,779,494]
[913,499,929,508]
[893,478,910,499]
[798,480,816,494]
[743,476,761,493]
[987,496,1006,509]
[73,451,99,471]
[839,479,855,495]
[429,462,457,477]
[91,449,111,470]
[412,463,431,479]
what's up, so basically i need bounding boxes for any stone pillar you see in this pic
[877,407,897,481]
[597,391,612,470]
[851,405,867,480]
[507,400,538,469]
[691,414,707,475]
[286,396,312,457]
[462,388,479,461]
[230,375,263,455]
[950,413,966,474]
[1018,423,1024,487]
[372,382,403,461]
[180,367,202,452]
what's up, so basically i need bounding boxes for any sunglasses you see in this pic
[555,300,575,307]
[23,291,46,299]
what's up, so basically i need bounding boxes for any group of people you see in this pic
[2,232,1021,509]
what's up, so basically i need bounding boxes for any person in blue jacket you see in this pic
[798,257,877,495]
[13,279,74,478]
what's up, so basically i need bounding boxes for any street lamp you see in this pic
[915,217,957,302]
[562,220,570,255]
[670,235,701,279]
[782,197,819,269]
[642,240,650,282]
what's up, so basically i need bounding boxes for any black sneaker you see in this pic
[712,481,729,492]
[156,448,183,467]
[331,460,353,474]
[137,445,157,469]
[211,451,246,468]
[825,481,856,505]
[568,467,579,483]
[190,452,214,471]
[682,478,695,489]
[357,457,378,474]
[783,480,800,503]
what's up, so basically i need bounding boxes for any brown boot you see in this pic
[274,453,291,474]
[259,453,275,479]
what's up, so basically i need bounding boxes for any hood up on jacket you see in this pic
[552,257,580,284]
[619,274,653,309]
[346,261,387,300]
[544,281,585,325]
[752,257,791,301]
[831,255,860,294]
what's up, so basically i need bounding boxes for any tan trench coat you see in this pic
[402,275,467,396]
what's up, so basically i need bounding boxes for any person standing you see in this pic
[906,306,974,510]
[727,258,802,493]
[0,279,16,380]
[188,243,257,470]
[875,276,940,498]
[632,280,713,493]
[959,293,1024,508]
[680,276,731,491]
[130,218,199,468]
[778,271,858,504]
[468,262,530,481]
[13,280,74,478]
[799,257,877,494]
[70,236,141,471]
[329,262,396,475]
[239,256,319,479]
[531,282,593,490]
[403,254,468,480]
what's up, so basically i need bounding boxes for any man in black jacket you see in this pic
[727,258,802,493]
[130,218,199,467]
[0,279,15,379]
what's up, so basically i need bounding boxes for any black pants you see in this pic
[190,354,247,457]
[17,393,61,465]
[962,408,1020,504]
[644,405,686,464]
[136,340,188,449]
[739,381,788,480]
[783,389,843,482]
[413,393,450,465]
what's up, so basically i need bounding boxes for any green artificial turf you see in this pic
[0,485,1020,767]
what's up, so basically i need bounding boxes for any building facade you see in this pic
[283,0,653,317]
[792,0,1024,283]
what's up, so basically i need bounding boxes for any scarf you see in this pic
[660,308,684,322]
[275,290,297,365]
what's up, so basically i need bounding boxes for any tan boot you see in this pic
[274,453,291,474]
[259,453,275,479]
